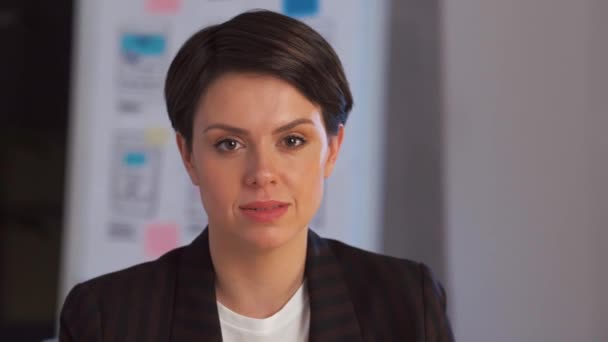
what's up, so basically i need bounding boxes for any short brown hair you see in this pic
[164,10,353,149]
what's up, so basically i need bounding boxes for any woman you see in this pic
[60,10,453,342]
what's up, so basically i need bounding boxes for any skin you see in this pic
[176,72,344,318]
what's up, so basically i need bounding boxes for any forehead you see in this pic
[194,72,322,128]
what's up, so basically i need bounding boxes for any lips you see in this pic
[239,200,290,223]
[240,200,289,210]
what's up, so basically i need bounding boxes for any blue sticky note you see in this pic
[121,33,166,56]
[283,0,319,18]
[123,152,147,167]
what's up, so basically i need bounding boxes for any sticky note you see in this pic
[145,0,181,14]
[145,223,179,257]
[145,127,170,146]
[123,151,147,167]
[283,0,319,18]
[121,33,166,57]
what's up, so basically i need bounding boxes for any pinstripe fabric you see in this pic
[60,228,453,341]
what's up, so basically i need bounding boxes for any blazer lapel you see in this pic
[170,229,222,342]
[306,230,364,342]
[169,228,364,342]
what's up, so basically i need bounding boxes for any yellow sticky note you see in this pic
[145,127,170,146]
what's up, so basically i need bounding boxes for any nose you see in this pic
[244,146,278,188]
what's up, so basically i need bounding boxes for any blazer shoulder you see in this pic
[324,237,447,306]
[60,246,186,341]
[324,238,454,341]
[325,238,421,278]
[323,238,426,311]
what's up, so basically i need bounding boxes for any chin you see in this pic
[239,223,305,251]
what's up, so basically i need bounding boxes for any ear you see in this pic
[324,124,345,178]
[176,133,200,186]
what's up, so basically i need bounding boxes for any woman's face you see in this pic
[177,73,344,251]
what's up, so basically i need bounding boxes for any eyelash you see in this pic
[214,135,307,153]
[281,135,307,148]
[214,138,243,152]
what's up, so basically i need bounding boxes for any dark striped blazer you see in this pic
[60,228,454,341]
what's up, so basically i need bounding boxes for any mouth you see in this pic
[239,201,290,222]
[241,204,286,211]
[239,200,290,210]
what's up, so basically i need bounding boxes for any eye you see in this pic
[215,138,244,152]
[282,135,306,148]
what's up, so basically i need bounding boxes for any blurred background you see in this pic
[1,0,606,341]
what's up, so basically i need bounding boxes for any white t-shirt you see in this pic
[217,282,310,342]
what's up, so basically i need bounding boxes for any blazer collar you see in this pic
[170,228,363,342]
[305,229,364,342]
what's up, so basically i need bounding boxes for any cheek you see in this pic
[287,148,326,208]
[194,153,241,217]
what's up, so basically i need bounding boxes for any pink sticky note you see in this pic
[145,0,181,14]
[145,223,179,258]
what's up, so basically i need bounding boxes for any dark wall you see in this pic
[0,0,73,340]
[381,0,446,281]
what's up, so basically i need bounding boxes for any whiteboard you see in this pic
[59,0,388,300]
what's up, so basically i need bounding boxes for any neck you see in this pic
[209,226,308,318]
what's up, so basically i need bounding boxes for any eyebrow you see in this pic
[202,118,315,135]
